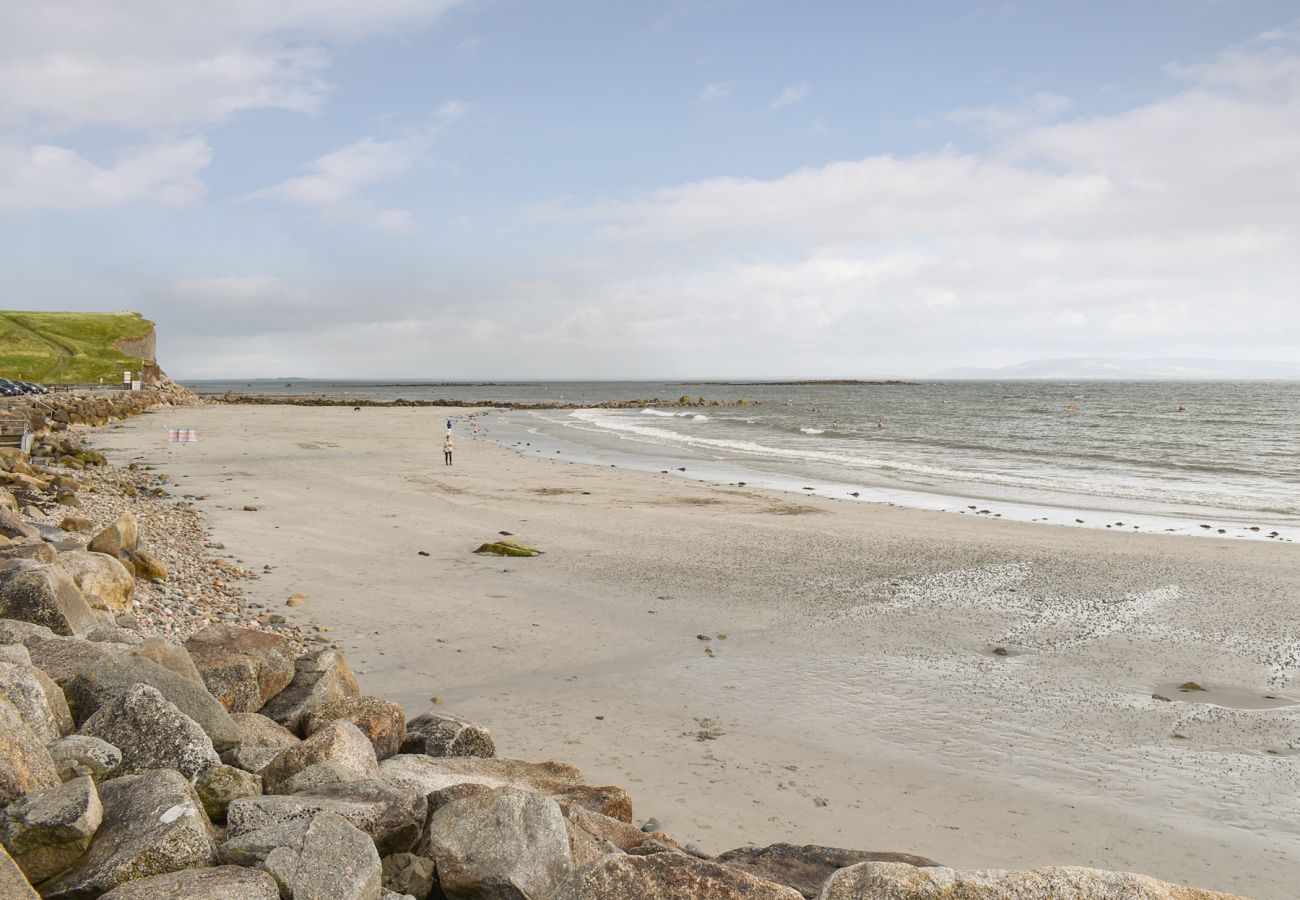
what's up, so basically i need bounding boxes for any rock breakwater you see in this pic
[0,410,1242,899]
[207,392,754,410]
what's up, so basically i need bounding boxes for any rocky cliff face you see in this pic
[112,329,156,369]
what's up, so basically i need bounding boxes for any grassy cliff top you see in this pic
[0,311,156,384]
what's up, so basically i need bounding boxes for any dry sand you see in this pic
[98,404,1300,898]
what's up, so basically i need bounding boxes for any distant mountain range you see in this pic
[932,357,1300,380]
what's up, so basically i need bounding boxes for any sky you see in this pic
[2,1,1299,379]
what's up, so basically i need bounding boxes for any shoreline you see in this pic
[92,402,1300,898]
[482,408,1297,544]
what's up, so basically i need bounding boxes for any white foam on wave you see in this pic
[800,427,824,435]
[562,409,1259,510]
[641,408,709,421]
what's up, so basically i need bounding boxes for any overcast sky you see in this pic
[2,1,1299,379]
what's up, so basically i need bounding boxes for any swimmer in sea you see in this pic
[876,418,885,428]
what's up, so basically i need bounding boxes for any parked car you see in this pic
[16,381,48,394]
[0,379,24,397]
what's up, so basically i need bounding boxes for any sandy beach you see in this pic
[96,403,1300,899]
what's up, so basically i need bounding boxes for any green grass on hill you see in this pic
[0,311,155,384]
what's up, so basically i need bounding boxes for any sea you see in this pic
[186,379,1300,542]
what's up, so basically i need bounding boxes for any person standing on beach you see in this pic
[472,422,480,441]
[446,417,453,431]
[443,431,454,466]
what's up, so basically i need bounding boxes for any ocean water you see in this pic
[187,379,1300,540]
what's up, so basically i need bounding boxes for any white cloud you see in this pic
[0,1,464,130]
[0,137,211,211]
[948,91,1072,134]
[699,81,731,102]
[0,2,462,213]
[513,30,1300,372]
[243,103,466,230]
[769,81,810,109]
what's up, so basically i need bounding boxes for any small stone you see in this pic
[1179,682,1207,692]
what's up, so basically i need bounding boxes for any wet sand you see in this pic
[99,404,1300,898]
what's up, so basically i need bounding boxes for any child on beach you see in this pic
[443,432,453,466]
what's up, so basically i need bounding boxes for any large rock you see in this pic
[224,712,300,774]
[63,654,241,751]
[218,818,312,867]
[401,711,496,759]
[0,541,60,563]
[815,862,1236,899]
[305,696,407,760]
[0,844,39,899]
[21,632,117,685]
[715,844,942,898]
[423,786,572,900]
[40,769,216,899]
[294,811,383,900]
[124,548,168,583]
[0,659,68,743]
[31,664,76,737]
[0,618,56,644]
[566,822,621,868]
[381,852,436,899]
[0,561,100,636]
[0,508,41,542]
[86,512,138,557]
[49,735,123,783]
[259,648,360,733]
[262,719,379,794]
[197,764,262,824]
[0,776,103,884]
[552,852,803,899]
[0,698,60,806]
[185,625,296,713]
[79,683,221,781]
[82,624,143,646]
[0,642,32,664]
[380,754,633,823]
[561,802,671,853]
[57,550,135,613]
[99,865,280,899]
[125,636,205,683]
[227,779,427,856]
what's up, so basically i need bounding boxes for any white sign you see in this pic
[123,370,132,384]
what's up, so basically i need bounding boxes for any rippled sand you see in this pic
[100,404,1300,899]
